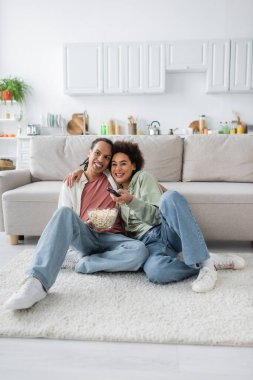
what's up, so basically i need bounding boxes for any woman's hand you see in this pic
[159,184,168,193]
[64,169,83,188]
[110,189,133,205]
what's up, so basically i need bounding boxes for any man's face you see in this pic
[88,141,112,175]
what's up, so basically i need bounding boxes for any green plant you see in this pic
[0,77,32,103]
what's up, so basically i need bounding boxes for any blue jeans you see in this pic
[27,207,149,291]
[141,191,210,284]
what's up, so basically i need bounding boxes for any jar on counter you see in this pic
[199,115,206,133]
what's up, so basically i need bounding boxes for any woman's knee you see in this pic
[160,190,187,211]
[144,256,174,284]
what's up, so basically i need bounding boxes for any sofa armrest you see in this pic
[0,169,31,231]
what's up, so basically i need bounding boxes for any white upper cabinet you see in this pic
[206,40,230,93]
[103,42,165,94]
[64,43,103,94]
[103,43,125,94]
[125,43,145,93]
[144,42,165,93]
[104,42,145,94]
[166,41,208,72]
[64,42,165,95]
[206,39,253,93]
[230,39,253,92]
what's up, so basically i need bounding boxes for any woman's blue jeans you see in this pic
[27,207,149,291]
[141,191,209,284]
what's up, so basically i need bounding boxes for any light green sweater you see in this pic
[119,170,163,239]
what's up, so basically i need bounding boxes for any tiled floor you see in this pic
[0,232,253,380]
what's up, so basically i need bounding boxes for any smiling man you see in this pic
[4,138,148,311]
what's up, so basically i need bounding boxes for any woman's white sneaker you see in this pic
[210,253,245,270]
[191,267,217,293]
[4,277,47,310]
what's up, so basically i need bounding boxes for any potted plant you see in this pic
[0,77,32,103]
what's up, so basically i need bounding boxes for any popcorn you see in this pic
[88,208,118,230]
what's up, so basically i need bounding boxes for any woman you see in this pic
[67,140,245,293]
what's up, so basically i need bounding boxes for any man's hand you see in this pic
[64,169,83,187]
[110,189,133,205]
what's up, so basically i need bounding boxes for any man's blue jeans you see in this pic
[141,191,210,284]
[27,207,149,291]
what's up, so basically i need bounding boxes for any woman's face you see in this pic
[111,152,136,187]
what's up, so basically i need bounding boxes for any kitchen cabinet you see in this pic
[64,43,103,94]
[145,42,165,93]
[64,42,165,95]
[103,43,125,94]
[166,40,208,72]
[125,43,145,93]
[206,39,253,93]
[230,39,253,92]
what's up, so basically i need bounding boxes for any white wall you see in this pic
[1,0,253,134]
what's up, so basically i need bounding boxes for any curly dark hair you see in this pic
[111,140,145,173]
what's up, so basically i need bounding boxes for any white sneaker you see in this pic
[4,277,47,310]
[192,267,217,293]
[210,253,246,270]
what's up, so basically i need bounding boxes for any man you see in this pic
[4,138,148,310]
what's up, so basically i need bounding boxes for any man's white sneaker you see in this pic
[4,277,47,310]
[210,253,245,270]
[191,267,217,293]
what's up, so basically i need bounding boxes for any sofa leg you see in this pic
[9,235,18,245]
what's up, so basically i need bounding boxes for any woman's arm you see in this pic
[111,171,162,226]
[64,169,83,187]
[159,184,168,193]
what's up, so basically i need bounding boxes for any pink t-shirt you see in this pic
[80,174,123,234]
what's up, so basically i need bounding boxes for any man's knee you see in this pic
[131,241,149,261]
[55,206,75,219]
[122,240,149,268]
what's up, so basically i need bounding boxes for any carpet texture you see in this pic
[0,250,253,346]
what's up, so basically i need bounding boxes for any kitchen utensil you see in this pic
[148,120,160,135]
[188,120,199,132]
[67,113,84,135]
[27,124,40,135]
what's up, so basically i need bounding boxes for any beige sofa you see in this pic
[1,134,253,244]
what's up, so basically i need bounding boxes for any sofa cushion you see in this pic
[30,135,183,182]
[161,182,253,203]
[183,135,253,182]
[159,182,253,240]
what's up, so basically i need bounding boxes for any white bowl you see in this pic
[88,208,118,230]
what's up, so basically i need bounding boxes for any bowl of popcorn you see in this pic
[88,208,118,230]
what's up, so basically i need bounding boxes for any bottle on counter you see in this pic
[223,122,230,134]
[230,120,237,134]
[115,122,121,135]
[100,123,107,135]
[108,119,115,135]
[199,115,206,133]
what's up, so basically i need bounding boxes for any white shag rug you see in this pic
[0,249,253,347]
